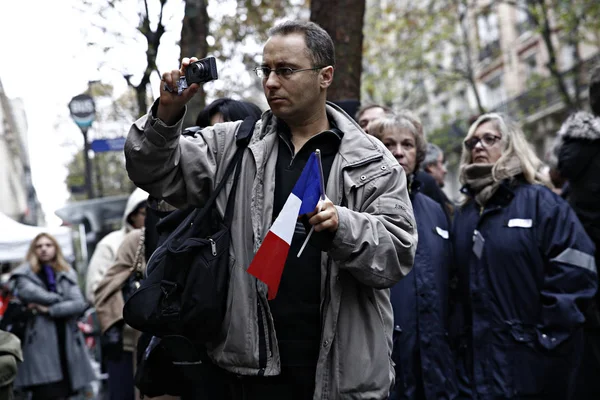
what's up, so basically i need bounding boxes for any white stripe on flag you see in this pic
[270,194,302,245]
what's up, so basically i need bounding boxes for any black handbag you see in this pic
[121,228,146,303]
[0,297,33,341]
[123,116,256,342]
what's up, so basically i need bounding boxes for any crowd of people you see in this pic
[1,19,600,400]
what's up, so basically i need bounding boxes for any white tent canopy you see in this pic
[0,212,74,263]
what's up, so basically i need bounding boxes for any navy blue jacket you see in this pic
[452,179,597,399]
[390,181,458,400]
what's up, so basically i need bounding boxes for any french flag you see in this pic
[247,151,323,300]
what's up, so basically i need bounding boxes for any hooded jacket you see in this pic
[94,228,145,352]
[556,111,600,250]
[85,187,148,303]
[125,101,417,399]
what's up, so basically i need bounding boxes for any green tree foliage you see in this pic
[362,0,485,114]
[65,84,138,200]
[501,0,600,112]
[202,0,306,106]
[66,151,134,201]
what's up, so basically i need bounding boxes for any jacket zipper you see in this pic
[208,238,217,256]
[320,257,333,331]
[256,283,269,375]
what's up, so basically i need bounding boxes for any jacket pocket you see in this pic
[506,323,545,396]
[336,284,391,395]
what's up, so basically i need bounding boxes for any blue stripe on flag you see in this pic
[292,152,323,215]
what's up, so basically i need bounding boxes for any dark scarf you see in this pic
[42,264,57,293]
[462,157,522,206]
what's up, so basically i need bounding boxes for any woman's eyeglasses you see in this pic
[464,134,501,150]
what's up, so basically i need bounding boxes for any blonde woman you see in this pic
[451,113,597,399]
[12,233,95,400]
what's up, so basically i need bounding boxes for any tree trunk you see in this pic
[180,0,209,129]
[128,0,167,118]
[310,0,365,102]
[457,0,486,114]
[537,0,576,111]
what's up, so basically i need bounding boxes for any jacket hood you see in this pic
[557,111,600,141]
[122,187,148,232]
[548,111,600,168]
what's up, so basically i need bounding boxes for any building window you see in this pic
[523,53,537,76]
[477,10,501,61]
[515,2,534,36]
[560,43,576,71]
[483,73,505,109]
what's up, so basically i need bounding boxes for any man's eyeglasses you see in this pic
[464,134,502,150]
[253,66,325,79]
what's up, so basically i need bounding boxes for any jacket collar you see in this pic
[12,263,77,286]
[460,177,519,209]
[256,102,385,169]
[408,174,422,197]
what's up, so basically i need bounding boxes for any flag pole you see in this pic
[297,150,325,257]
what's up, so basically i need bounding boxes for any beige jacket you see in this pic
[85,188,148,303]
[125,101,417,399]
[94,228,145,352]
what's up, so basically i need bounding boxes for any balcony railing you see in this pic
[492,52,600,119]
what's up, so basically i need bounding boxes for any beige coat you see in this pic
[95,229,178,400]
[125,101,417,399]
[94,228,145,352]
[85,188,149,303]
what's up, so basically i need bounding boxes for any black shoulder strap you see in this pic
[236,116,257,147]
[190,116,258,228]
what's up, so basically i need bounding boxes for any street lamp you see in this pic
[68,94,96,199]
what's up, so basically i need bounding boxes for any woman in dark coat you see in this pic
[452,113,597,399]
[369,114,458,400]
[12,233,96,399]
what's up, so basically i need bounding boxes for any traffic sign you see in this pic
[90,137,126,153]
[68,94,96,128]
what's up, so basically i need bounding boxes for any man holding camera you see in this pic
[125,20,416,399]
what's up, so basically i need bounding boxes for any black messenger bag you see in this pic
[123,116,256,342]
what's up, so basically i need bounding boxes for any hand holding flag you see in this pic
[247,150,335,300]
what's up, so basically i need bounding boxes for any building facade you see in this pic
[415,1,600,199]
[0,78,42,225]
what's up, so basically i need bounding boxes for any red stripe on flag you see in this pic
[247,232,290,300]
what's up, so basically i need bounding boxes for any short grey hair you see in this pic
[422,143,443,171]
[268,21,335,68]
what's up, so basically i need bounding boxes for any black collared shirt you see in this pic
[269,120,342,368]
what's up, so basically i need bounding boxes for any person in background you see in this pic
[85,188,147,400]
[554,64,600,399]
[390,110,454,219]
[369,114,458,400]
[12,233,96,400]
[420,142,453,218]
[125,20,416,399]
[356,103,391,133]
[332,99,360,122]
[194,97,262,128]
[452,113,597,399]
[422,143,448,189]
[85,187,148,303]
